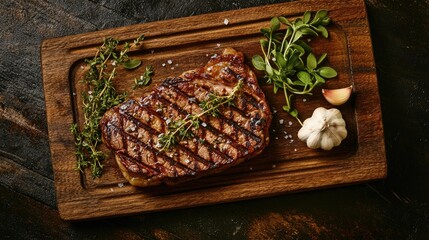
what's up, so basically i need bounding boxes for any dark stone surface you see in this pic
[1,0,428,239]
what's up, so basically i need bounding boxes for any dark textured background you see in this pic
[1,0,428,239]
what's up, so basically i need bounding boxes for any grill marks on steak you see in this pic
[100,48,271,186]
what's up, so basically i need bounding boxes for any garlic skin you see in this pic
[322,85,353,106]
[298,107,347,150]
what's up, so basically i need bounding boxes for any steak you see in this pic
[100,48,272,187]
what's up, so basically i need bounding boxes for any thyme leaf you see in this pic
[71,35,146,178]
[132,65,154,89]
[158,79,244,151]
[252,10,337,125]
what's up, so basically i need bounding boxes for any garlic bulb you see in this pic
[298,107,347,150]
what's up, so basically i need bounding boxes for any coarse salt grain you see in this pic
[279,119,284,124]
[303,98,307,102]
[151,50,155,54]
[162,63,166,67]
[224,18,229,25]
[171,67,175,70]
[118,183,124,188]
[167,59,173,64]
[294,148,297,151]
[272,164,276,168]
[217,43,221,47]
[288,121,293,126]
[249,167,253,171]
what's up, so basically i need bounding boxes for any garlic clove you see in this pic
[322,85,353,106]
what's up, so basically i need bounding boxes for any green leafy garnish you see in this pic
[158,79,244,151]
[71,35,146,178]
[252,10,337,125]
[132,65,154,89]
[123,58,142,69]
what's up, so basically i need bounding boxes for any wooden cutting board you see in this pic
[41,0,386,220]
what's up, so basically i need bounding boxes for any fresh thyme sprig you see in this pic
[132,65,154,89]
[71,35,145,177]
[157,79,244,151]
[252,10,337,125]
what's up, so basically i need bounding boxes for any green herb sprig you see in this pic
[71,35,145,177]
[132,65,154,89]
[158,79,244,151]
[252,10,337,125]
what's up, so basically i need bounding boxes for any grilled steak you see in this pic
[100,48,272,187]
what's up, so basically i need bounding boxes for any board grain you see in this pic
[41,0,386,220]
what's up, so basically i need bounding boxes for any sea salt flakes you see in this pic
[224,18,229,25]
[279,119,284,125]
[167,59,173,65]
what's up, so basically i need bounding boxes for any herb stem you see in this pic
[252,11,336,125]
[159,79,243,151]
[71,35,146,177]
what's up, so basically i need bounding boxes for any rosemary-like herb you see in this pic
[71,35,145,177]
[157,79,244,151]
